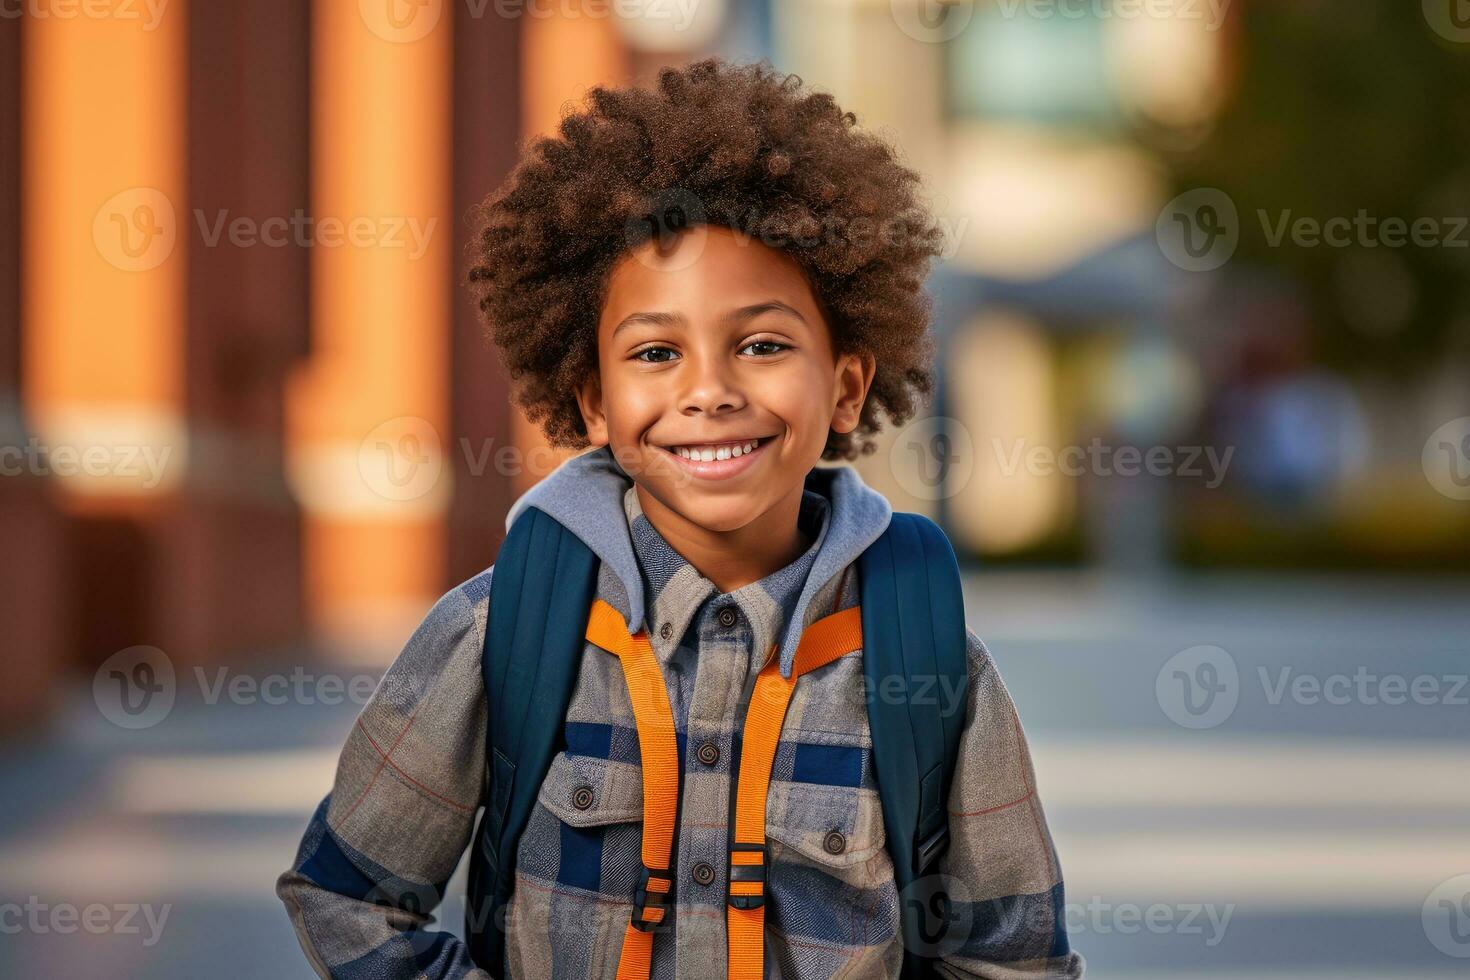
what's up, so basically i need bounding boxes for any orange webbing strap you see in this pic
[585,599,681,980]
[727,605,863,980]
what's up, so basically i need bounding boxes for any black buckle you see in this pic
[726,842,767,911]
[916,824,950,874]
[631,864,674,933]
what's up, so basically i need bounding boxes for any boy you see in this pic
[279,58,1083,979]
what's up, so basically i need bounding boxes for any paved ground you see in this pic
[2,572,1467,978]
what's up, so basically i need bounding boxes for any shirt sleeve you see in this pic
[934,628,1086,979]
[276,568,494,980]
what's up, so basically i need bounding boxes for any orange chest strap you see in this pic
[584,598,865,980]
[585,600,680,980]
[726,604,863,980]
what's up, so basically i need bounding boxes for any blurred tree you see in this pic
[1158,1,1470,368]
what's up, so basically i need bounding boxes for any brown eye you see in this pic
[742,341,789,356]
[633,346,678,363]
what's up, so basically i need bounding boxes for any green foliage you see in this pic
[1159,3,1470,367]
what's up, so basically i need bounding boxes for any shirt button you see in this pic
[659,622,673,641]
[717,606,738,628]
[571,786,595,810]
[692,862,716,886]
[823,830,847,855]
[696,740,720,766]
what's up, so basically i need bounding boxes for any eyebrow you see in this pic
[611,300,807,338]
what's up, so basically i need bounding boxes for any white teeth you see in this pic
[673,439,761,461]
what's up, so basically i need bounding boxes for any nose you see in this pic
[677,349,746,417]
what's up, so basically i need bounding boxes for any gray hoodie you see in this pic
[277,446,1084,979]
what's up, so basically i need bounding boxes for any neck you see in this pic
[634,482,813,595]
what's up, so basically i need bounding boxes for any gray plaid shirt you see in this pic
[279,453,1084,980]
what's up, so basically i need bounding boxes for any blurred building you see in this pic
[2,1,774,733]
[5,0,1466,736]
[6,2,520,729]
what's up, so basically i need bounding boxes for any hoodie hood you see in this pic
[504,444,893,678]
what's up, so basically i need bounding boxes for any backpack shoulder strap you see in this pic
[857,511,969,975]
[466,505,600,976]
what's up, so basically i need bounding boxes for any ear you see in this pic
[574,371,610,447]
[830,350,876,435]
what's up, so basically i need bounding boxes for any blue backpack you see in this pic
[465,504,969,978]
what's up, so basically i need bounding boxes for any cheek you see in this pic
[758,360,836,422]
[600,375,664,436]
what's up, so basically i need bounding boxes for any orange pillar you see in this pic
[21,2,189,676]
[287,1,453,659]
[512,9,629,493]
[23,1,188,509]
[4,9,64,730]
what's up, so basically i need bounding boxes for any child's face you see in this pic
[576,224,874,534]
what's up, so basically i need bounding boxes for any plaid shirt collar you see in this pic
[507,445,892,678]
[622,484,830,671]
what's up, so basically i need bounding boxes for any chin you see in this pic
[672,495,763,534]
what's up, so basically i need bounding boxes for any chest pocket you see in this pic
[521,749,646,898]
[764,769,897,960]
[766,779,887,874]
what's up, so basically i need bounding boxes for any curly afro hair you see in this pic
[466,57,947,461]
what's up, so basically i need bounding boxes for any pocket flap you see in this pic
[536,750,645,828]
[765,781,886,868]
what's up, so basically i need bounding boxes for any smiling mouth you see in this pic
[653,434,778,480]
[658,435,776,462]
